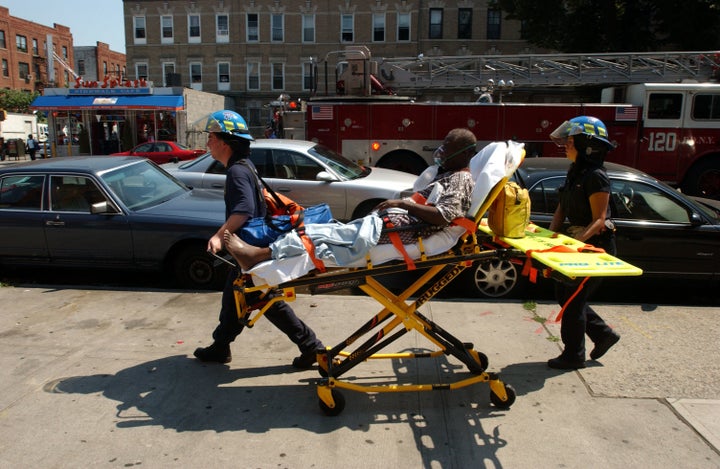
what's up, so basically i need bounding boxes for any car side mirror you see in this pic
[689,212,704,227]
[316,171,338,182]
[90,201,119,214]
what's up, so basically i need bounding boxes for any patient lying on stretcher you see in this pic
[224,128,479,271]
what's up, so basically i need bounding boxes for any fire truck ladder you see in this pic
[376,51,720,91]
[52,50,79,80]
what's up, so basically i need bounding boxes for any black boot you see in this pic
[193,342,231,364]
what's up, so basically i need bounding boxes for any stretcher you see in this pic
[227,141,642,416]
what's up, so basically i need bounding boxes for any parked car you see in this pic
[162,139,417,221]
[0,156,228,289]
[111,141,205,164]
[463,157,720,298]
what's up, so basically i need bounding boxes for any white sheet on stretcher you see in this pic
[246,140,524,286]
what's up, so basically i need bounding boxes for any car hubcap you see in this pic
[473,259,518,297]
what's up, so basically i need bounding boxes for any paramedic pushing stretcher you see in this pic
[193,110,324,369]
[546,116,621,370]
[221,128,478,271]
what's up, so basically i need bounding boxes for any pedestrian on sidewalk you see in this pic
[192,110,324,369]
[546,115,621,370]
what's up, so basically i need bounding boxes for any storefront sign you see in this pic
[69,76,155,95]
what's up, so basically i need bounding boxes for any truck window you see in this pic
[692,94,720,120]
[647,93,683,120]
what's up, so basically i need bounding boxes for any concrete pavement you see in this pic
[0,284,718,468]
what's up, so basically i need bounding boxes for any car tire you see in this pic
[351,199,385,219]
[173,244,227,290]
[462,258,526,298]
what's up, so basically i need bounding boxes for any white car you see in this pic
[163,139,418,221]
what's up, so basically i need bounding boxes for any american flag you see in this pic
[615,107,639,121]
[311,105,333,120]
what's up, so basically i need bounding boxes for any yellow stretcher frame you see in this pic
[229,169,642,416]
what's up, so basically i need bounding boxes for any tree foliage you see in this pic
[491,0,720,52]
[0,89,39,114]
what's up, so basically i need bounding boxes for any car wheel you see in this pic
[173,245,227,290]
[351,199,385,219]
[463,258,525,298]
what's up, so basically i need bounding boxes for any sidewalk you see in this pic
[0,286,718,468]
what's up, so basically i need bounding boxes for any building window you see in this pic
[16,35,27,53]
[218,62,230,90]
[162,62,175,86]
[2,59,8,77]
[487,9,501,40]
[341,14,354,42]
[216,14,229,43]
[62,46,68,59]
[0,31,5,49]
[271,62,284,90]
[32,39,38,55]
[190,62,202,83]
[247,14,259,42]
[136,63,148,80]
[458,8,472,39]
[429,9,443,39]
[373,14,386,42]
[397,13,410,41]
[161,16,174,43]
[302,15,315,43]
[134,16,146,44]
[77,59,85,76]
[18,62,30,79]
[103,61,108,76]
[302,62,314,90]
[247,61,260,90]
[189,14,201,43]
[271,14,284,42]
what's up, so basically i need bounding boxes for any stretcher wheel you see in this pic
[468,349,489,373]
[490,383,516,409]
[319,389,346,416]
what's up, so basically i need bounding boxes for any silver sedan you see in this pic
[163,139,418,221]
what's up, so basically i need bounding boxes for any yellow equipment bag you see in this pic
[488,181,530,238]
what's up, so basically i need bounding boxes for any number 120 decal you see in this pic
[647,132,677,152]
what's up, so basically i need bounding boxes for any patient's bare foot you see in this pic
[223,230,272,270]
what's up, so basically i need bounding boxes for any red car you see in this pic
[111,141,205,164]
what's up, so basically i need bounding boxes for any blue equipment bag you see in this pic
[239,203,333,247]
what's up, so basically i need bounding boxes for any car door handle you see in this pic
[45,220,65,227]
[211,183,224,188]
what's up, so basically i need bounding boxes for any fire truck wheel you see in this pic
[376,151,427,175]
[682,158,720,198]
[463,258,526,298]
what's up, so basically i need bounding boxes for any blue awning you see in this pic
[31,94,184,111]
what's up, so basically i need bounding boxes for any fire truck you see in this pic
[277,47,720,197]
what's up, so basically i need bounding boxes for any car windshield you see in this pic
[308,144,367,179]
[177,153,211,170]
[100,160,188,210]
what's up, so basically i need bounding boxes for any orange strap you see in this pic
[296,227,326,272]
[382,215,416,270]
[522,243,606,283]
[554,277,590,322]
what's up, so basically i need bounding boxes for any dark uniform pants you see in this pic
[212,269,323,355]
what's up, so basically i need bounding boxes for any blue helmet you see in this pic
[550,115,614,150]
[199,110,254,141]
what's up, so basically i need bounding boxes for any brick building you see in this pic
[122,0,537,128]
[74,42,128,82]
[0,6,75,92]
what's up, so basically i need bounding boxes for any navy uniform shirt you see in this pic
[224,159,266,225]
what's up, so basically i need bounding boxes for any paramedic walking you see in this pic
[546,116,620,370]
[193,110,324,369]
